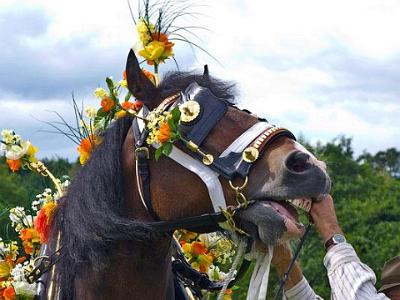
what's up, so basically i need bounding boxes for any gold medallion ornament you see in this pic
[242,146,259,163]
[202,154,214,166]
[179,100,201,123]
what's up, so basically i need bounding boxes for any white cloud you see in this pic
[0,96,99,160]
[1,0,399,158]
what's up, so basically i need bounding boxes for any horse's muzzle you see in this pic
[282,150,331,200]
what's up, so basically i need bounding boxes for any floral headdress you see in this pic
[131,0,216,81]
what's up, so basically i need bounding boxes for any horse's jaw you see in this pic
[235,199,310,246]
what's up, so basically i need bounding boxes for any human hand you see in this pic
[309,195,343,242]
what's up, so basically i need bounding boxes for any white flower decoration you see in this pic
[1,129,14,144]
[85,106,97,119]
[5,141,30,160]
[12,281,37,298]
[179,100,200,123]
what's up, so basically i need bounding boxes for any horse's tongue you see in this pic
[266,201,305,239]
[268,201,299,222]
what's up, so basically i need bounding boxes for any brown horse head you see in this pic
[125,49,330,243]
[51,50,330,299]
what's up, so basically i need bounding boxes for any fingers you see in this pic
[310,194,343,241]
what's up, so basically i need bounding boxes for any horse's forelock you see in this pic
[159,71,238,103]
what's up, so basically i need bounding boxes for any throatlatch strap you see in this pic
[132,116,160,221]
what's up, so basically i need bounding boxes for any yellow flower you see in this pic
[139,40,165,61]
[181,242,192,256]
[10,242,18,259]
[0,260,12,278]
[94,88,108,99]
[114,110,126,119]
[119,79,128,88]
[179,230,197,242]
[197,253,214,272]
[26,143,38,163]
[138,32,175,65]
[137,19,155,45]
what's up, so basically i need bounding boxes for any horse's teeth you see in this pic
[287,198,312,213]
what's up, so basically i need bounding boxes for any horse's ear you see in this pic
[203,65,209,80]
[126,49,160,108]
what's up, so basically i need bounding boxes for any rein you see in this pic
[272,223,313,300]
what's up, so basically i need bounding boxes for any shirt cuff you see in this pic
[324,242,360,272]
[285,276,316,300]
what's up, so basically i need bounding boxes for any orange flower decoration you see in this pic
[115,101,143,119]
[77,135,99,165]
[181,241,214,273]
[35,201,57,243]
[142,33,175,65]
[101,97,115,112]
[121,101,143,112]
[156,122,172,144]
[20,228,40,255]
[142,69,156,85]
[224,289,233,300]
[144,32,175,66]
[6,159,21,172]
[3,285,16,300]
[152,32,174,51]
[191,242,208,256]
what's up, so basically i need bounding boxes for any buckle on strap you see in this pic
[229,176,249,207]
[135,147,150,160]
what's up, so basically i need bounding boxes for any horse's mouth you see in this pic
[264,198,313,239]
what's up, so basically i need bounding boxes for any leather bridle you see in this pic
[131,82,296,231]
[131,83,300,297]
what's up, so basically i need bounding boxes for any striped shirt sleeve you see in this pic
[284,276,323,300]
[324,243,389,300]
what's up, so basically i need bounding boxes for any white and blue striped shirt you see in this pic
[284,243,389,300]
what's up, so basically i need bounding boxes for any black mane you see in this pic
[159,71,237,102]
[53,71,236,299]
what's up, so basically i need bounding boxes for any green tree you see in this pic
[235,137,400,299]
[0,157,75,240]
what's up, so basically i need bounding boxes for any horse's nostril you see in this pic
[285,151,311,173]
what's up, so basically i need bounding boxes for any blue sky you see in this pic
[0,0,399,161]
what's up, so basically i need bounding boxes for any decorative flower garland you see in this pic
[1,130,38,172]
[0,130,70,299]
[0,1,239,299]
[175,231,238,300]
[77,74,143,165]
